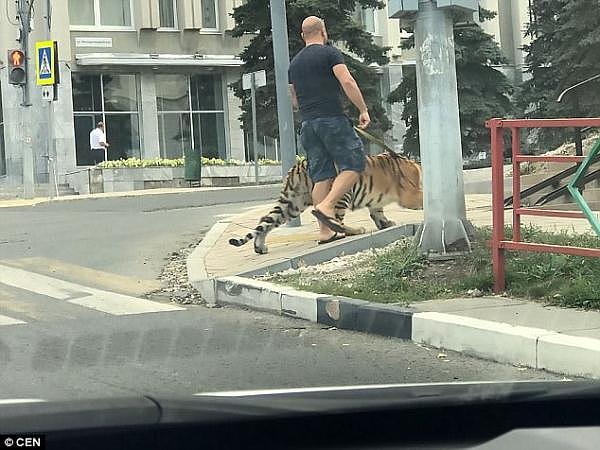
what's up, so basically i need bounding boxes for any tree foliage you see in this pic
[388,8,514,158]
[229,0,392,143]
[518,0,600,153]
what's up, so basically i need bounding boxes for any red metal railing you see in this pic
[486,118,600,293]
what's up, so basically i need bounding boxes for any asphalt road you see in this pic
[0,300,562,401]
[0,193,270,282]
[0,191,563,401]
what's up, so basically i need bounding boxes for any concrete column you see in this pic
[140,73,161,159]
[53,62,77,182]
[225,70,246,161]
[414,0,471,254]
[0,72,24,187]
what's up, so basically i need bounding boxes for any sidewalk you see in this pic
[188,193,600,378]
[204,193,595,278]
[0,184,282,209]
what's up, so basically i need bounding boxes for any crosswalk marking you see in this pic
[0,314,26,326]
[0,264,184,316]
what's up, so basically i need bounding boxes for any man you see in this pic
[288,16,370,244]
[89,121,109,164]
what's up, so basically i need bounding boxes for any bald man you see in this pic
[288,16,370,244]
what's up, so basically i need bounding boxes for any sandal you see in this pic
[311,208,346,234]
[317,232,346,245]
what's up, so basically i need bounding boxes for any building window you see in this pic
[201,0,219,29]
[159,0,177,28]
[156,74,226,159]
[0,85,5,176]
[72,74,141,165]
[68,0,133,28]
[359,8,377,34]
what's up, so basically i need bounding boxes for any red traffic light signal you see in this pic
[8,49,26,85]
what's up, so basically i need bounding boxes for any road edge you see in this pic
[186,212,600,379]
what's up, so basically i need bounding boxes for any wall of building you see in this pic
[0,0,250,192]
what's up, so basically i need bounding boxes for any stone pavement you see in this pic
[205,193,597,278]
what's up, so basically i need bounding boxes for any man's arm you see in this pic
[332,64,370,129]
[289,84,299,111]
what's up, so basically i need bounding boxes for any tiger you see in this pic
[229,151,423,254]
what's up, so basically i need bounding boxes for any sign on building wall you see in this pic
[35,40,57,86]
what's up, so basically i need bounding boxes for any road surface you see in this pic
[0,194,562,401]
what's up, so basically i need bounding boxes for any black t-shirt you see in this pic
[288,44,345,121]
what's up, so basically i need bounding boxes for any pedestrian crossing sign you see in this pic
[35,40,57,86]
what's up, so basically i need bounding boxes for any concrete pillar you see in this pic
[140,73,161,159]
[225,70,246,161]
[414,0,471,254]
[53,62,77,183]
[0,72,24,187]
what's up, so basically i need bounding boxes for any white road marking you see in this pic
[0,264,184,316]
[0,314,26,326]
[0,399,45,405]
[194,380,567,397]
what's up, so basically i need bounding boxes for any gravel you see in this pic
[146,238,205,305]
[260,239,410,283]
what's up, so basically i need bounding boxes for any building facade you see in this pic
[0,0,249,191]
[0,0,532,192]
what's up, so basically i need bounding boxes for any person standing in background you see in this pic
[89,121,110,164]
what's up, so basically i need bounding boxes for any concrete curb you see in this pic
[186,209,600,379]
[207,276,600,379]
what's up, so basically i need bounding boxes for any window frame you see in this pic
[158,0,179,31]
[72,73,142,165]
[156,73,227,159]
[69,0,135,31]
[360,7,379,36]
[200,0,220,32]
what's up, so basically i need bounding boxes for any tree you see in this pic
[519,0,600,154]
[229,0,392,147]
[388,9,514,158]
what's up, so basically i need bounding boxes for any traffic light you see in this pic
[8,49,26,86]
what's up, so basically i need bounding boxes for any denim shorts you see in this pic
[299,115,366,183]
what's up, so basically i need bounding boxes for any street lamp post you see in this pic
[389,0,478,255]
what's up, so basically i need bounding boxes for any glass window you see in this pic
[156,73,227,159]
[69,0,132,27]
[201,0,218,29]
[158,113,192,159]
[193,113,226,159]
[191,74,223,111]
[360,8,376,34]
[71,73,140,165]
[72,75,103,112]
[100,0,132,26]
[0,85,5,176]
[104,114,141,160]
[103,74,138,112]
[68,0,95,25]
[159,0,177,28]
[156,75,190,112]
[74,114,103,165]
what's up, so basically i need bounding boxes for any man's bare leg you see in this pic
[312,178,336,241]
[314,170,359,232]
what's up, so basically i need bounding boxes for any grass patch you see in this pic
[267,226,600,309]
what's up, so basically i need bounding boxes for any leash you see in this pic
[353,125,404,157]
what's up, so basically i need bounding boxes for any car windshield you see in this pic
[1,0,599,404]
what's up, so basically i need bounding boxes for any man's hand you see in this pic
[358,110,370,129]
